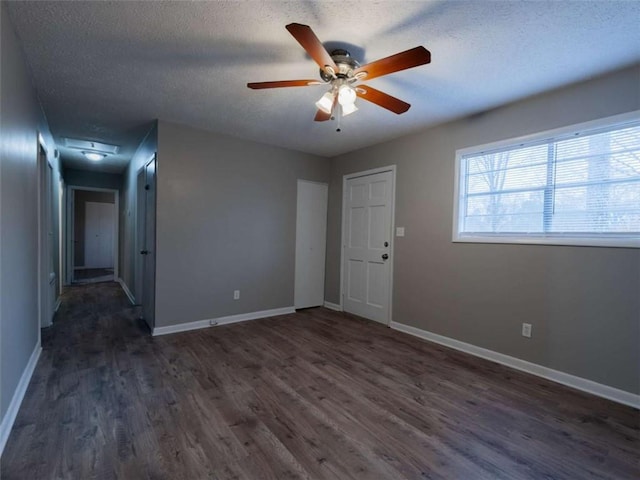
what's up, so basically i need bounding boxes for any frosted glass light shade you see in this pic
[83,152,106,161]
[315,92,335,114]
[338,85,356,106]
[341,102,358,116]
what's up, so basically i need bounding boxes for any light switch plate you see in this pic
[396,227,405,237]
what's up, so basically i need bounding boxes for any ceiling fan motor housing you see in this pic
[320,49,360,82]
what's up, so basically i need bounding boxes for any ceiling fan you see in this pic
[247,23,431,129]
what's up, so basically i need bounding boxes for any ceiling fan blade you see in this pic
[286,23,338,75]
[314,109,332,122]
[356,85,411,114]
[353,46,431,81]
[247,80,322,89]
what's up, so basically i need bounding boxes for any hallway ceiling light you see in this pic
[64,138,120,154]
[83,151,106,161]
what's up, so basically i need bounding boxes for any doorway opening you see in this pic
[68,187,119,284]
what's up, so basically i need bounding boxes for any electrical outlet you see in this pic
[522,323,532,338]
[233,290,240,300]
[209,319,218,326]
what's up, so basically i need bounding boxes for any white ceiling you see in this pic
[6,1,640,173]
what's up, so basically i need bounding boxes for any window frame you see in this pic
[452,110,640,249]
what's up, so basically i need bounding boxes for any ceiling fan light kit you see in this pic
[315,90,335,114]
[248,23,431,129]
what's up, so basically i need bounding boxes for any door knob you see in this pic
[382,253,389,260]
[140,250,148,255]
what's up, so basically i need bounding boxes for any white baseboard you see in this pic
[323,301,342,311]
[0,343,42,456]
[390,321,640,409]
[117,278,136,305]
[152,306,296,336]
[54,297,61,312]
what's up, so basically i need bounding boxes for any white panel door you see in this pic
[84,202,115,268]
[343,170,394,324]
[295,180,328,309]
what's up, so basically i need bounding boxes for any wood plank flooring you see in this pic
[2,282,638,479]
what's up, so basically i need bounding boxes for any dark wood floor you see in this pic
[2,283,638,479]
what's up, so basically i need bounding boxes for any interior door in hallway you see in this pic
[38,145,56,328]
[295,180,328,309]
[342,169,394,325]
[141,155,157,329]
[84,201,115,268]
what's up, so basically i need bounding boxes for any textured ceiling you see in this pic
[6,1,640,173]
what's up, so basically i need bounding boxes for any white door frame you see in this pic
[58,176,65,297]
[340,165,397,325]
[66,186,119,280]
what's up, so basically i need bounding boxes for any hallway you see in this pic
[2,283,639,480]
[1,282,148,478]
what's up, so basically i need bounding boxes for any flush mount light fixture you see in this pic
[65,138,120,154]
[83,151,106,161]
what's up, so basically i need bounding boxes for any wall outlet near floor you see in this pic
[522,323,532,338]
[233,290,240,300]
[209,319,218,326]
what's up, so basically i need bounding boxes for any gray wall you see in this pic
[121,123,157,300]
[0,5,60,422]
[155,120,330,328]
[73,190,115,267]
[326,65,640,395]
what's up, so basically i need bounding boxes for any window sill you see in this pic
[452,235,640,249]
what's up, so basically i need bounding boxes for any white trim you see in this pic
[117,278,136,305]
[152,307,295,336]
[64,183,73,285]
[452,110,640,249]
[54,297,61,312]
[323,301,342,311]
[0,343,42,456]
[340,165,396,326]
[452,235,639,249]
[390,321,640,409]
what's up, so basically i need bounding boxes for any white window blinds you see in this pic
[455,114,640,247]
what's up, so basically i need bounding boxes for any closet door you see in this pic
[294,180,328,309]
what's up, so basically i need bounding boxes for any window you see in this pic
[453,111,640,248]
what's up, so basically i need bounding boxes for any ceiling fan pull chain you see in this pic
[336,105,342,133]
